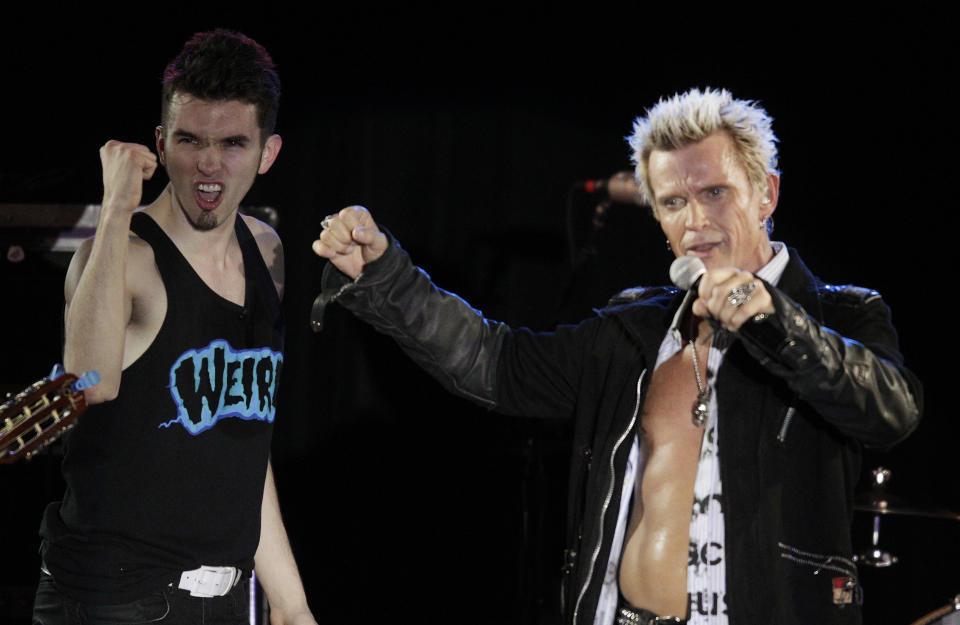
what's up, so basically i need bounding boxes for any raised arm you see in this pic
[63,141,157,403]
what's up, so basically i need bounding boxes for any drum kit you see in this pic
[855,467,959,624]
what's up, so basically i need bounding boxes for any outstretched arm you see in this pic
[311,208,591,417]
[254,460,317,625]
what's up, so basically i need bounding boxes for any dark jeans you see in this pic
[32,571,250,625]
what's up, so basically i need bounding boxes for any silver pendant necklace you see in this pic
[690,338,710,427]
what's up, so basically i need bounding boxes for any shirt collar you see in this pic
[757,240,789,287]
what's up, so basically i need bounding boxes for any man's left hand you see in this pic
[692,268,775,332]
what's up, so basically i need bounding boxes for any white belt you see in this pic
[177,565,242,598]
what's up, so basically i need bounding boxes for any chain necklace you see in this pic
[690,338,710,427]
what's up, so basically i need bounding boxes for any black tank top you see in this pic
[41,212,284,604]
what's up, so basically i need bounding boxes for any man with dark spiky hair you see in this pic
[33,30,316,625]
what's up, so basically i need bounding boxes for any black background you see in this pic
[1,8,956,624]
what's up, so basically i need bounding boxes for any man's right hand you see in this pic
[311,206,388,279]
[99,141,157,214]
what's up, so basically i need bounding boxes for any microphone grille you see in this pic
[669,256,706,291]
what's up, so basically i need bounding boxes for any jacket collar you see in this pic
[775,248,823,323]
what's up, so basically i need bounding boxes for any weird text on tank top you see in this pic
[162,339,283,435]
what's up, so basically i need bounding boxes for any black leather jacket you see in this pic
[314,237,922,625]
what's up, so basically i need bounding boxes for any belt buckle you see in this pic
[178,565,239,598]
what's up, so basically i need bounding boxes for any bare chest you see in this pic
[641,345,708,449]
[183,252,247,307]
[617,342,712,614]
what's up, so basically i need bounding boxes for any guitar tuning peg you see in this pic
[49,363,66,379]
[71,371,101,392]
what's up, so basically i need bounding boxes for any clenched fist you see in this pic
[99,140,158,215]
[692,267,775,332]
[311,205,388,279]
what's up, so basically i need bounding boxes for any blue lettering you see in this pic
[164,339,283,435]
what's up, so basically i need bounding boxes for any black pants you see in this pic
[32,571,250,625]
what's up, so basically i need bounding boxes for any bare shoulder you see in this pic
[241,213,284,299]
[242,213,282,249]
[64,233,159,303]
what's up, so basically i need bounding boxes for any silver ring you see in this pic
[320,214,336,230]
[727,281,758,307]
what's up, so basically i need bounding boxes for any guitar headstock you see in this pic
[0,372,89,463]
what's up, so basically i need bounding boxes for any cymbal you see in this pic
[855,490,960,521]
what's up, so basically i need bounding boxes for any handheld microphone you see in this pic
[670,255,706,292]
[671,255,779,348]
[670,255,724,335]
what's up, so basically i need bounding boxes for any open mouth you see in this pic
[685,242,720,257]
[195,182,223,210]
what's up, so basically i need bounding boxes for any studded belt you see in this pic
[616,598,686,625]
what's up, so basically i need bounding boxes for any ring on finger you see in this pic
[727,281,759,307]
[320,214,336,230]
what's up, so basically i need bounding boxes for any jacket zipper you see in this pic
[333,273,363,302]
[777,542,858,577]
[776,406,797,443]
[572,369,646,623]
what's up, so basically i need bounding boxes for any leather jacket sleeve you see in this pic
[313,235,591,418]
[313,234,512,409]
[738,281,922,448]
